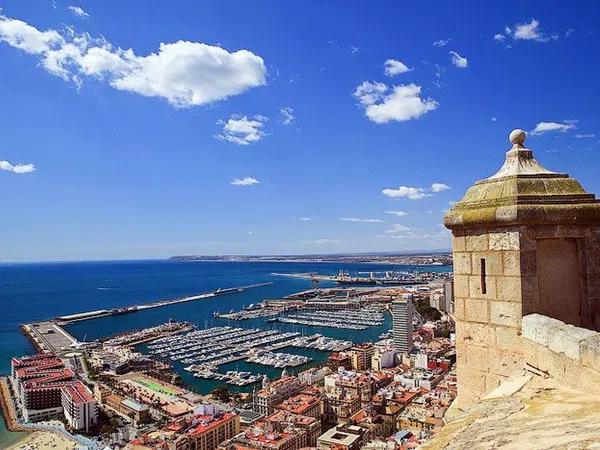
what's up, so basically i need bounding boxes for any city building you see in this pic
[371,346,396,371]
[326,352,352,371]
[267,410,321,447]
[275,393,322,420]
[442,281,454,314]
[297,366,330,385]
[11,354,99,431]
[317,424,369,450]
[347,343,374,371]
[253,376,304,416]
[392,299,414,354]
[61,381,98,433]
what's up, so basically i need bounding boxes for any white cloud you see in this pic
[0,159,36,174]
[68,6,89,18]
[575,133,595,139]
[0,14,266,107]
[299,217,314,222]
[230,177,260,186]
[431,182,450,192]
[353,82,437,124]
[385,224,415,238]
[382,186,430,200]
[280,106,295,125]
[491,117,497,122]
[449,50,468,68]
[312,238,341,244]
[383,59,411,76]
[385,210,408,217]
[530,121,577,135]
[514,18,544,41]
[433,38,451,47]
[217,115,267,145]
[340,217,384,223]
[496,18,557,43]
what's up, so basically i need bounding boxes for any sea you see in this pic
[0,259,451,445]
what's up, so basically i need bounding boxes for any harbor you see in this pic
[144,325,352,385]
[55,282,273,324]
[272,270,444,285]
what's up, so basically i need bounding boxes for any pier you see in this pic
[55,282,273,324]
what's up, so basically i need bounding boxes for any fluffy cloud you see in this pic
[340,217,384,223]
[382,186,430,200]
[217,115,267,145]
[449,50,468,68]
[385,210,408,217]
[0,159,36,174]
[384,224,415,238]
[433,38,451,48]
[280,106,295,125]
[68,6,89,18]
[530,121,576,135]
[0,14,266,107]
[383,59,411,76]
[431,182,450,192]
[353,82,437,124]
[382,183,450,199]
[495,19,557,43]
[230,177,260,186]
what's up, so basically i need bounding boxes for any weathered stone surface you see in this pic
[423,374,600,450]
[489,231,520,251]
[547,324,596,360]
[454,275,470,298]
[453,252,472,275]
[465,234,488,252]
[496,276,521,302]
[468,275,496,299]
[464,299,489,324]
[471,252,502,276]
[502,251,520,276]
[452,235,466,252]
[521,313,564,346]
[494,325,521,350]
[579,334,600,369]
[490,301,521,327]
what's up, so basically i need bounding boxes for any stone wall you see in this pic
[451,228,523,407]
[522,313,600,394]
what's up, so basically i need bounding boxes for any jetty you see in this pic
[55,282,273,324]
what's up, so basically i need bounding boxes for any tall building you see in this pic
[392,299,413,354]
[442,281,454,314]
[348,343,374,371]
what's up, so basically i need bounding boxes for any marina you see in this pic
[145,325,352,383]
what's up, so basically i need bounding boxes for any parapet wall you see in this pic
[522,313,600,394]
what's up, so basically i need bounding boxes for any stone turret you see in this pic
[444,129,600,407]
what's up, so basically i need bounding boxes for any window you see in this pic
[480,258,487,295]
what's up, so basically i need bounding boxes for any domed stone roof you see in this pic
[444,129,600,229]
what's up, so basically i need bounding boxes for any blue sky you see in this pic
[1,1,599,261]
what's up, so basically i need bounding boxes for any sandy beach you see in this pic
[6,431,79,450]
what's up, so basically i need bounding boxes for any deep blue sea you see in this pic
[0,259,450,444]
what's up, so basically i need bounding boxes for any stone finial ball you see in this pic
[509,129,527,145]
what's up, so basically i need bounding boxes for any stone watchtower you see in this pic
[444,129,600,407]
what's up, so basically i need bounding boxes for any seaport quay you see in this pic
[55,282,273,324]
